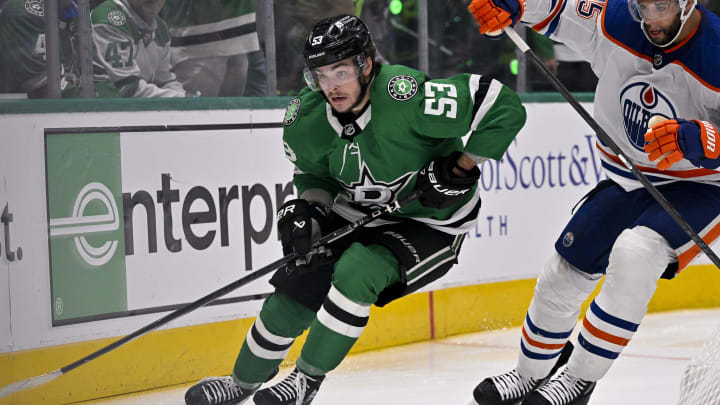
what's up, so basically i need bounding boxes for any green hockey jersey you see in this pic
[0,0,78,96]
[282,64,526,234]
[162,0,259,64]
[91,0,184,97]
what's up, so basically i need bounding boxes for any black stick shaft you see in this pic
[59,189,423,375]
[503,27,720,269]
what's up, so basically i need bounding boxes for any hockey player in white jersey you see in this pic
[91,0,187,97]
[468,0,720,404]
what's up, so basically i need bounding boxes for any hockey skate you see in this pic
[473,342,573,405]
[521,370,596,405]
[185,376,256,405]
[253,367,325,405]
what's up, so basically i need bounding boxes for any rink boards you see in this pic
[0,97,718,405]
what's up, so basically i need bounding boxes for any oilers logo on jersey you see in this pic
[620,82,677,151]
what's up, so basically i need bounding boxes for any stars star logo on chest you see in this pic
[339,163,414,208]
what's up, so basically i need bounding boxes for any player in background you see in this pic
[468,0,720,403]
[0,0,79,97]
[184,14,526,405]
[91,0,186,97]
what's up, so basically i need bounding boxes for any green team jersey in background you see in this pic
[91,0,184,97]
[283,63,526,235]
[161,0,259,64]
[0,0,78,97]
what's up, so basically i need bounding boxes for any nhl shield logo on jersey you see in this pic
[620,82,676,151]
[388,75,418,101]
[343,124,356,137]
[283,98,301,126]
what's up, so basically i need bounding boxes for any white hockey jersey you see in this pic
[522,0,720,190]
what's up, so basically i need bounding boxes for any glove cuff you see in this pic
[691,120,719,160]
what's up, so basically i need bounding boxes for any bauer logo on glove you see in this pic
[415,151,481,209]
[277,199,328,256]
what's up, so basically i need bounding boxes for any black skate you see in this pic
[185,376,255,405]
[253,367,325,405]
[521,370,596,405]
[473,342,574,404]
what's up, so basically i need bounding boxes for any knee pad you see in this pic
[531,252,601,322]
[332,243,401,304]
[599,226,674,316]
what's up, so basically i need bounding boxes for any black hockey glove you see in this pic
[277,199,329,256]
[415,151,480,209]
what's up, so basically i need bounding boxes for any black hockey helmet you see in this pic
[302,14,377,91]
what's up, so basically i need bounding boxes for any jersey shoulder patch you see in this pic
[387,74,419,101]
[3,0,44,18]
[373,64,428,103]
[22,0,45,17]
[92,2,134,34]
[283,88,328,138]
[283,98,301,126]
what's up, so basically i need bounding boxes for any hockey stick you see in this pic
[501,26,720,269]
[0,189,423,399]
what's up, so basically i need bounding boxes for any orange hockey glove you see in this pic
[644,118,720,170]
[468,0,524,35]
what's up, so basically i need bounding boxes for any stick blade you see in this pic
[0,370,62,398]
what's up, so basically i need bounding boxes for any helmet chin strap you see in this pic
[349,69,375,112]
[642,1,696,48]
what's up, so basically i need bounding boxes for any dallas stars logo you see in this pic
[388,75,418,101]
[339,162,414,208]
[284,98,301,126]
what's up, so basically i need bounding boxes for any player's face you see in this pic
[128,0,166,24]
[316,58,369,113]
[637,0,683,45]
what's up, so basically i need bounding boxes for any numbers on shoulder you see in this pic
[424,82,458,119]
[576,0,605,19]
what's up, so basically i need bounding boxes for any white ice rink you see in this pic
[80,308,720,405]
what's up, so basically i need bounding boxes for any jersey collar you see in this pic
[327,101,372,141]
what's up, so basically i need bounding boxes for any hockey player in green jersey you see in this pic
[0,0,78,97]
[185,14,526,405]
[161,0,264,97]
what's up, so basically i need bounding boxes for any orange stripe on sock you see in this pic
[522,326,565,350]
[583,317,630,346]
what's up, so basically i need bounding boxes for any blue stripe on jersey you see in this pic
[601,161,670,183]
[603,0,720,88]
[591,301,639,332]
[545,0,567,37]
[578,333,621,359]
[671,5,720,88]
[520,340,564,360]
[525,314,574,339]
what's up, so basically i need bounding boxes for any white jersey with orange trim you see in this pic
[521,0,720,190]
